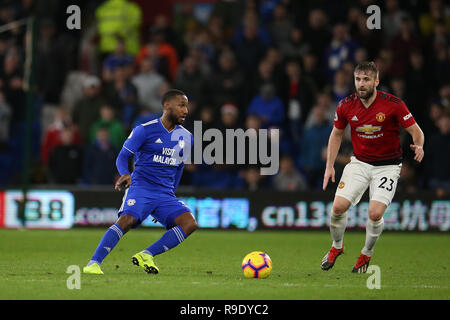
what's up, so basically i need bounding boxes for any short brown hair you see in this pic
[354,61,379,79]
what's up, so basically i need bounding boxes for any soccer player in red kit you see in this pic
[321,62,425,273]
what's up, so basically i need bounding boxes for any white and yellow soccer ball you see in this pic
[241,251,272,279]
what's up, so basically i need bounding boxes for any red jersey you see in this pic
[334,90,416,163]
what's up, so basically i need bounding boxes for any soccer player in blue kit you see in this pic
[83,89,197,275]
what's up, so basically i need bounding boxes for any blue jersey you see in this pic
[122,118,193,193]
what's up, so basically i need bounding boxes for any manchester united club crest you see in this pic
[338,181,345,189]
[376,112,386,122]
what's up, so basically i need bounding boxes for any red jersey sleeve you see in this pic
[396,101,416,128]
[334,101,348,129]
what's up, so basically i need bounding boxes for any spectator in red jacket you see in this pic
[41,107,81,165]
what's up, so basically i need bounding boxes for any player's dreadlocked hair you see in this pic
[354,61,379,79]
[161,89,187,105]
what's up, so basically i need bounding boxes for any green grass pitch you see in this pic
[0,228,449,300]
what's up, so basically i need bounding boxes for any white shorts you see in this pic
[335,156,402,207]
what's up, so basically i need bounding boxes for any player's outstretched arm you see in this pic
[405,123,425,163]
[173,162,185,192]
[323,127,345,191]
[115,147,133,190]
[114,125,147,191]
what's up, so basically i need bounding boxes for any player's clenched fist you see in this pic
[115,174,131,191]
[323,167,335,191]
[410,144,424,163]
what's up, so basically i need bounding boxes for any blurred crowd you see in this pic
[0,0,449,195]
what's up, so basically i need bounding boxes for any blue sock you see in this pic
[143,226,186,257]
[88,224,124,265]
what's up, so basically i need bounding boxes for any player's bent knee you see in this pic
[368,210,383,221]
[332,205,347,215]
[175,212,198,236]
[332,203,349,215]
[368,206,385,221]
[191,220,198,232]
[183,219,198,236]
[116,214,136,233]
[332,197,351,214]
[368,201,387,221]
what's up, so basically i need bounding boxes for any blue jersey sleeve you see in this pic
[116,147,133,175]
[172,132,192,191]
[123,125,146,154]
[173,162,184,191]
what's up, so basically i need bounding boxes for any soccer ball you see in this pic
[241,251,272,279]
